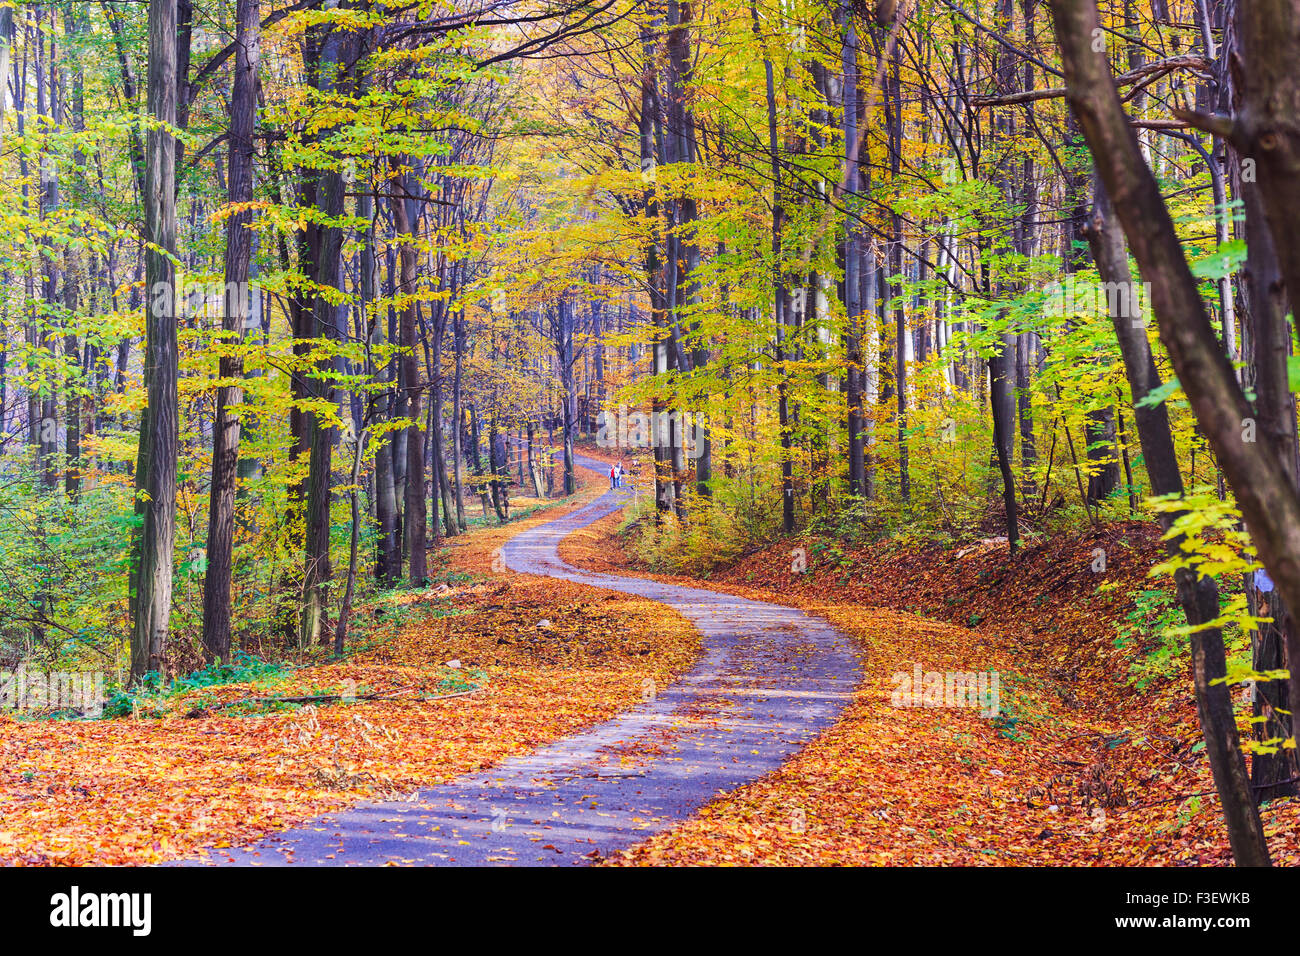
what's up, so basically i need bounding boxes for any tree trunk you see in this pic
[452,308,467,529]
[888,42,909,503]
[1084,407,1120,505]
[390,167,426,585]
[299,21,354,648]
[202,0,259,663]
[1052,0,1271,865]
[842,2,866,497]
[750,0,794,533]
[131,0,180,681]
[989,327,1020,551]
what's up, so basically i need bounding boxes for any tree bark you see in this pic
[299,20,354,647]
[841,2,866,497]
[390,167,426,585]
[131,0,180,681]
[1050,0,1271,866]
[202,0,259,663]
[750,0,795,533]
[989,327,1020,550]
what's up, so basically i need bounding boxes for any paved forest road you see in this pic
[184,455,864,866]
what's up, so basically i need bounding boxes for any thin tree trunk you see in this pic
[1053,0,1271,864]
[131,0,180,681]
[333,424,367,656]
[750,0,794,533]
[842,2,866,497]
[452,308,467,529]
[989,327,1020,550]
[390,167,426,585]
[202,0,259,663]
[300,20,354,647]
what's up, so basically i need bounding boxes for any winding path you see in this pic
[187,455,864,866]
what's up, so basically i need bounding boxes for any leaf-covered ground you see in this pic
[10,453,1293,867]
[0,470,699,865]
[557,507,1300,866]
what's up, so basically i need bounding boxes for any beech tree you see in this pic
[131,0,180,681]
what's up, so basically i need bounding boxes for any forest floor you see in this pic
[556,475,1300,865]
[179,456,865,865]
[0,467,699,865]
[4,455,1296,866]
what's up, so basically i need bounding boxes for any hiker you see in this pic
[614,461,623,488]
[609,463,617,489]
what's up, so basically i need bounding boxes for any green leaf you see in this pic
[1135,377,1181,409]
[1190,240,1247,281]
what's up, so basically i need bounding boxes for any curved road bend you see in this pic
[184,454,864,866]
